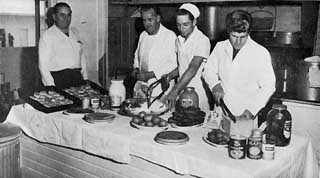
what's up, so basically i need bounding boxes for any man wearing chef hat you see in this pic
[203,10,276,134]
[160,3,211,112]
[132,5,177,98]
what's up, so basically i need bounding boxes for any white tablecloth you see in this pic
[5,104,319,178]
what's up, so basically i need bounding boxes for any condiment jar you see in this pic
[178,87,199,108]
[247,128,263,159]
[265,104,292,147]
[109,79,126,108]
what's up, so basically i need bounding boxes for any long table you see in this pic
[5,104,319,178]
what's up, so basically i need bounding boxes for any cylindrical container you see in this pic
[109,80,126,108]
[90,97,100,109]
[265,104,292,147]
[247,129,263,159]
[0,123,21,178]
[82,97,90,109]
[100,95,111,110]
[296,61,320,101]
[178,87,199,109]
[262,140,275,160]
[228,135,247,159]
[0,73,5,84]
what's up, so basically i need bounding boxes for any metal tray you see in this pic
[25,86,79,113]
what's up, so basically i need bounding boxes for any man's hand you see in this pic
[212,83,224,104]
[131,68,139,79]
[160,74,170,92]
[137,72,149,82]
[238,109,254,120]
[160,90,178,111]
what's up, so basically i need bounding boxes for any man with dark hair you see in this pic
[132,5,177,98]
[39,2,88,89]
[203,10,275,134]
[160,3,211,111]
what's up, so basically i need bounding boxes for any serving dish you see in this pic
[202,136,228,148]
[119,98,168,117]
[130,121,169,132]
[171,123,203,130]
[154,131,189,145]
[83,112,116,123]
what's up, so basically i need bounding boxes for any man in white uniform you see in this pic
[160,3,211,112]
[203,10,276,122]
[39,2,88,89]
[132,5,177,98]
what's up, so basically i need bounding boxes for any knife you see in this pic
[220,99,236,123]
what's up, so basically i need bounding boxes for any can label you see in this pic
[111,95,121,107]
[91,98,100,109]
[228,135,247,159]
[283,121,291,139]
[262,143,275,160]
[247,137,262,159]
[82,97,90,109]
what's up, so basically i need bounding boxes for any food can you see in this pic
[91,97,100,109]
[262,142,275,160]
[82,97,90,109]
[247,129,263,159]
[228,135,247,159]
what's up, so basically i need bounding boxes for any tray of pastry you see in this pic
[62,80,108,103]
[26,86,79,113]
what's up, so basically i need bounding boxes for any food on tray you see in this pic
[29,90,74,108]
[83,112,116,123]
[120,98,167,116]
[63,84,104,100]
[168,106,205,127]
[206,129,230,145]
[66,107,94,114]
[131,111,168,127]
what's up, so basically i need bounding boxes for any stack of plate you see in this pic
[83,112,115,123]
[154,131,189,145]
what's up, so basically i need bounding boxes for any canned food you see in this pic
[228,135,247,159]
[91,98,100,109]
[262,142,275,160]
[82,97,90,109]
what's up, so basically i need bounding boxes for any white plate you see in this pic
[154,138,188,145]
[171,123,203,130]
[202,136,228,148]
[130,121,169,132]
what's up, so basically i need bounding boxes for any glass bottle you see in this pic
[265,104,292,147]
[109,79,126,108]
[178,87,199,109]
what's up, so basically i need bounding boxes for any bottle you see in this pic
[178,87,199,109]
[109,79,126,109]
[247,128,263,159]
[265,104,292,147]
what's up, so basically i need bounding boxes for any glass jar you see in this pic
[109,80,126,108]
[178,87,199,108]
[265,104,292,147]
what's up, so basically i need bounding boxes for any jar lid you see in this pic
[251,128,262,137]
[111,79,123,83]
[272,104,287,110]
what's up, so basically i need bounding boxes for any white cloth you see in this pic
[133,24,177,96]
[176,26,211,111]
[38,25,88,86]
[203,36,276,116]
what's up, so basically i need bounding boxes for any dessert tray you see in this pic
[83,112,116,123]
[154,131,189,145]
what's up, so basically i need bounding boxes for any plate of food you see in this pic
[130,112,169,132]
[83,112,116,123]
[202,129,229,148]
[119,98,168,117]
[154,131,189,145]
[63,107,94,115]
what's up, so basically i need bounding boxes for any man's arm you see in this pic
[161,56,204,108]
[38,35,55,86]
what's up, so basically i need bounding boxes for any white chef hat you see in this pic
[179,3,200,19]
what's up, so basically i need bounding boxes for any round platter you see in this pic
[130,121,168,132]
[154,131,189,145]
[202,136,228,148]
[83,112,115,123]
[171,123,203,130]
